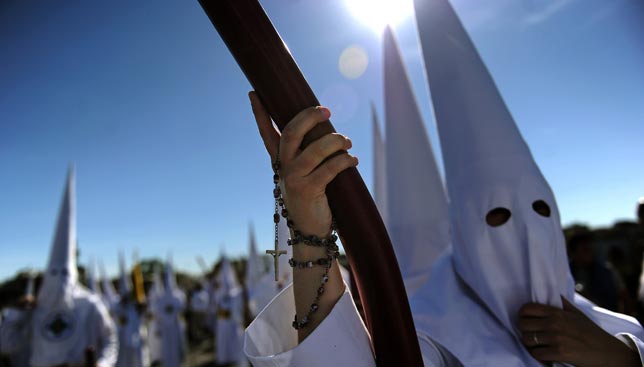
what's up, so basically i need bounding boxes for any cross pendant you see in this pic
[266,245,287,282]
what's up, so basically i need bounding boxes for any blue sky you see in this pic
[1,0,643,281]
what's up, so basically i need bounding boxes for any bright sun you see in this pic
[344,0,413,33]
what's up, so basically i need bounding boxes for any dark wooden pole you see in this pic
[84,346,96,367]
[197,1,423,365]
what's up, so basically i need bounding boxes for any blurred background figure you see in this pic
[152,257,186,367]
[145,265,164,367]
[187,280,210,344]
[114,252,149,367]
[568,231,624,312]
[214,254,245,367]
[0,169,118,366]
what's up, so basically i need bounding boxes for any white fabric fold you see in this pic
[244,284,375,367]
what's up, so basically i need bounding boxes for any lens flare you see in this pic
[344,0,413,33]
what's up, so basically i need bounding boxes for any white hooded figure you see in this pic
[0,168,118,366]
[99,260,120,317]
[379,27,451,296]
[253,217,295,316]
[187,257,211,345]
[242,1,644,365]
[410,0,644,365]
[146,265,164,366]
[215,254,245,365]
[152,257,186,367]
[245,223,272,317]
[114,253,148,367]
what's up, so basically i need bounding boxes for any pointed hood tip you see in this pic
[383,24,394,38]
[43,167,78,283]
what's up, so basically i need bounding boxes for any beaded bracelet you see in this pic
[288,231,339,248]
[271,157,339,330]
[288,252,339,269]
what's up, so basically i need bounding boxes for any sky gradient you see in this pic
[1,0,643,281]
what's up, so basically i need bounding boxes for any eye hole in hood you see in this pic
[486,207,512,227]
[532,200,551,218]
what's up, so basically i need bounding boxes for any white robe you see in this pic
[153,289,186,367]
[249,272,284,317]
[244,284,459,366]
[245,272,644,367]
[0,286,118,367]
[215,290,244,364]
[146,312,162,365]
[114,301,148,367]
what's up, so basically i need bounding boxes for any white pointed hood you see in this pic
[411,2,643,365]
[37,167,78,308]
[245,223,264,289]
[99,260,119,306]
[164,254,179,293]
[217,254,241,297]
[25,272,36,298]
[383,26,451,295]
[146,265,164,306]
[118,251,131,298]
[87,258,99,294]
[372,104,388,227]
[196,255,212,290]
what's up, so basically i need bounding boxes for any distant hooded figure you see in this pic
[152,256,186,367]
[215,254,245,366]
[0,168,118,366]
[99,260,120,317]
[114,253,148,367]
[146,265,164,365]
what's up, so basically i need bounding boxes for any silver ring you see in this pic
[532,333,539,346]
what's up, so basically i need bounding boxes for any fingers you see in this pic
[249,91,280,160]
[517,317,547,332]
[291,133,352,176]
[280,106,331,163]
[521,331,557,348]
[518,303,558,318]
[306,153,358,189]
[561,296,585,316]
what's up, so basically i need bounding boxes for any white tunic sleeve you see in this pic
[244,283,376,367]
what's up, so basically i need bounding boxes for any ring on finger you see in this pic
[532,332,540,346]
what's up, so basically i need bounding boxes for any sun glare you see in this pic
[344,0,413,33]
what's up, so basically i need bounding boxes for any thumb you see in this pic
[249,91,280,161]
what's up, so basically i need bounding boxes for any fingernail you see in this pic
[318,106,331,119]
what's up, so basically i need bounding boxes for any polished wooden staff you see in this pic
[84,346,96,367]
[197,0,423,365]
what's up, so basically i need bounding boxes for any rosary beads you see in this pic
[271,157,339,330]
